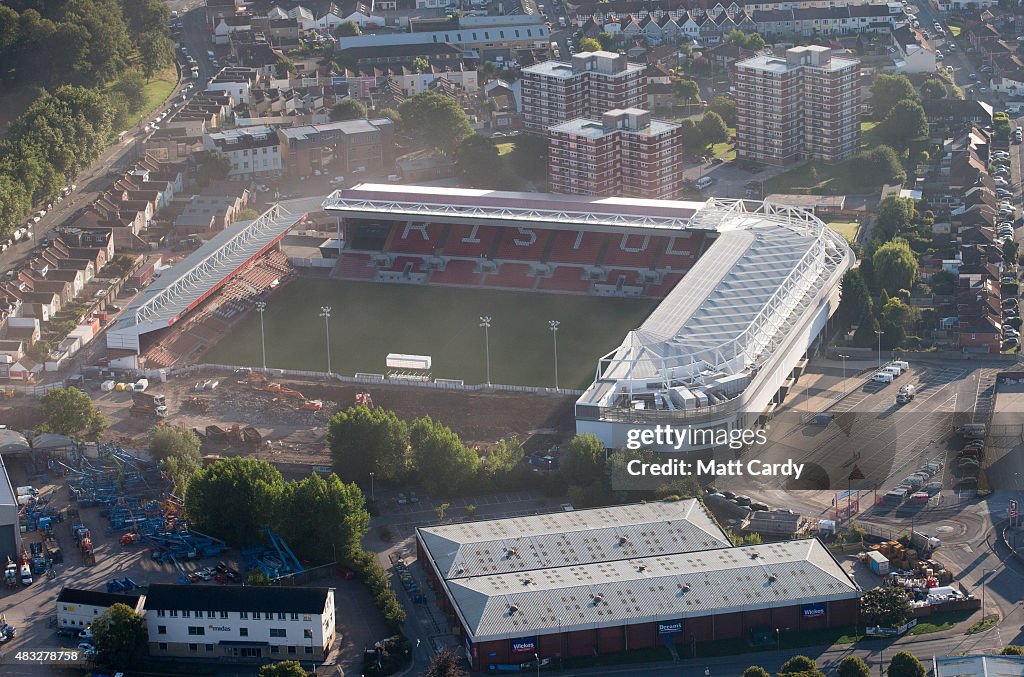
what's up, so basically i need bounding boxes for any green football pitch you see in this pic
[201,278,659,389]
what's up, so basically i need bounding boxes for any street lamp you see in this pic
[548,320,560,391]
[534,652,540,677]
[320,306,332,374]
[255,301,267,369]
[479,316,492,386]
[838,353,849,395]
[875,330,884,371]
[369,471,375,501]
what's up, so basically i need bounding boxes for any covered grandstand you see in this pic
[106,200,317,367]
[323,187,855,449]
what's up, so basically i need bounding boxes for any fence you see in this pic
[174,364,583,397]
[4,381,68,396]
[271,560,339,587]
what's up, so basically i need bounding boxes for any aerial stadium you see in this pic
[416,501,860,671]
[322,185,855,451]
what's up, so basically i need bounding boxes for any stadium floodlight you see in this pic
[548,320,560,391]
[874,329,884,371]
[320,306,332,374]
[837,353,850,395]
[479,316,492,386]
[255,301,267,370]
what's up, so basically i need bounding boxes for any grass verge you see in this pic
[496,141,515,156]
[114,66,179,131]
[908,609,974,635]
[966,615,999,634]
[825,219,861,244]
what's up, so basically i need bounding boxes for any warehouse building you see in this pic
[142,585,335,663]
[417,501,860,671]
[0,433,24,562]
[57,587,145,631]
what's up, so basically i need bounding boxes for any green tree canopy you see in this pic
[259,660,309,677]
[837,268,873,328]
[873,238,918,296]
[888,652,926,677]
[91,602,147,668]
[398,91,473,155]
[598,31,614,50]
[277,472,369,563]
[334,20,360,37]
[920,78,946,100]
[709,95,737,126]
[860,586,912,628]
[410,416,479,495]
[698,111,729,145]
[1001,646,1024,655]
[327,405,409,483]
[851,146,906,187]
[878,99,929,150]
[39,386,106,439]
[184,457,284,546]
[195,151,231,186]
[674,78,701,103]
[780,656,819,674]
[150,424,202,495]
[330,98,367,121]
[578,37,601,52]
[425,647,469,677]
[560,433,606,487]
[480,436,525,480]
[838,656,871,677]
[454,134,501,187]
[872,73,920,119]
[875,195,915,242]
[744,667,772,677]
[726,29,765,51]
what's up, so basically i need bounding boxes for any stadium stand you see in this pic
[428,259,481,285]
[547,230,607,264]
[494,226,552,261]
[537,266,592,293]
[655,233,704,269]
[334,252,376,279]
[386,222,439,254]
[644,272,685,298]
[601,233,661,268]
[441,224,501,257]
[482,262,535,289]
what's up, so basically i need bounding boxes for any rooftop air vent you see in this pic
[506,547,518,558]
[768,573,778,582]
[619,535,630,545]
[508,604,519,614]
[681,584,691,593]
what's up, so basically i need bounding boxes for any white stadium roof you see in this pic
[106,199,318,351]
[419,504,859,642]
[418,500,731,580]
[580,199,853,405]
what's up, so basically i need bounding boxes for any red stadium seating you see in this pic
[601,233,662,267]
[429,259,482,285]
[384,255,425,273]
[388,222,438,254]
[645,272,685,298]
[603,269,643,287]
[483,262,535,289]
[494,226,550,261]
[441,223,501,257]
[547,230,607,264]
[537,266,592,293]
[334,252,376,280]
[657,233,702,269]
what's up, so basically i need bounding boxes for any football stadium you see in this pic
[416,501,860,671]
[106,185,854,450]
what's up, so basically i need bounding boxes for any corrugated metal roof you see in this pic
[418,500,731,580]
[447,538,858,642]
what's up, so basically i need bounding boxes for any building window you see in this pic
[288,646,297,654]
[270,629,287,638]
[253,612,261,620]
[271,646,279,655]
[207,611,215,618]
[278,613,286,620]
[240,612,248,619]
[169,610,178,618]
[220,611,228,619]
[188,626,205,636]
[158,626,167,635]
[189,644,198,653]
[305,646,313,655]
[183,610,191,618]
[206,644,214,653]
[303,629,313,639]
[159,643,168,651]
[290,613,299,621]
[157,610,166,618]
[240,628,249,637]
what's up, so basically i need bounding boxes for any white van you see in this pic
[695,176,714,190]
[882,365,903,377]
[891,360,909,371]
[871,372,894,384]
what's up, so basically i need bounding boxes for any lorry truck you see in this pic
[896,384,915,405]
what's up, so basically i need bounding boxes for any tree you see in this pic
[425,647,469,677]
[878,99,928,150]
[872,73,920,119]
[726,29,765,51]
[874,196,915,242]
[277,473,369,563]
[330,98,367,121]
[887,652,926,677]
[674,78,701,103]
[0,174,31,237]
[39,386,106,439]
[1001,646,1024,655]
[455,134,501,187]
[838,656,871,677]
[247,568,270,586]
[851,146,906,187]
[859,586,912,628]
[259,661,309,677]
[873,238,918,296]
[410,416,479,494]
[150,425,202,494]
[465,503,477,518]
[378,107,401,125]
[234,208,261,222]
[333,20,359,37]
[435,502,450,520]
[398,91,473,155]
[560,433,605,487]
[699,111,729,145]
[1004,238,1020,265]
[195,151,231,186]
[480,436,524,480]
[91,603,147,668]
[412,56,430,73]
[920,78,946,100]
[139,32,175,79]
[598,31,614,50]
[184,457,284,546]
[327,405,409,483]
[577,37,601,52]
[837,269,873,328]
[744,667,772,677]
[709,95,737,127]
[853,314,881,348]
[781,657,819,674]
